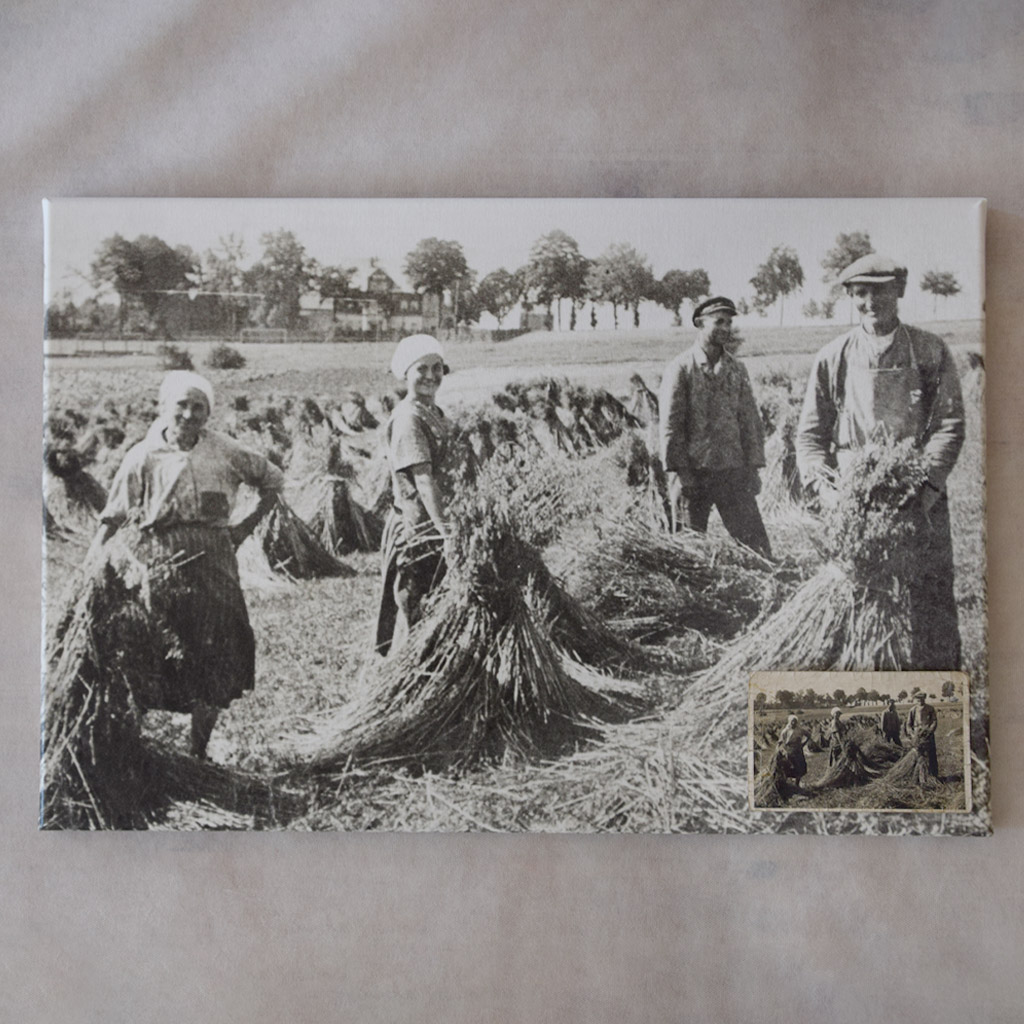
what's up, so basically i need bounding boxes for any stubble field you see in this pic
[42,320,988,832]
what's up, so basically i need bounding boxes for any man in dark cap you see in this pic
[795,254,965,668]
[658,296,771,556]
[906,692,940,780]
[880,699,902,747]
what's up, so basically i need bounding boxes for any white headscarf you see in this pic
[390,334,444,380]
[159,370,215,414]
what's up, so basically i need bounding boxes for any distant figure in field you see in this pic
[906,692,939,780]
[794,254,965,669]
[881,699,902,747]
[827,707,846,766]
[658,296,771,557]
[777,714,810,790]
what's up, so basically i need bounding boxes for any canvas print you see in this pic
[40,198,988,833]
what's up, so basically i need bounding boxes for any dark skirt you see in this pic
[375,510,445,655]
[780,744,807,780]
[132,523,255,712]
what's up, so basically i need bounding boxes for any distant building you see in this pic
[300,259,436,337]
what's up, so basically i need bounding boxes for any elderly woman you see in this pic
[375,334,450,655]
[776,714,809,790]
[94,370,284,758]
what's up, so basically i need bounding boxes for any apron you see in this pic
[835,326,927,474]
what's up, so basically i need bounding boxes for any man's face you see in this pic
[699,312,739,353]
[848,280,901,332]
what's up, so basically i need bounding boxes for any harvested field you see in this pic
[40,321,988,832]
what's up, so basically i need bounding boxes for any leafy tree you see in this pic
[454,285,483,327]
[476,268,522,328]
[403,238,470,331]
[753,692,767,710]
[820,297,836,319]
[586,243,655,329]
[822,232,874,322]
[523,230,589,330]
[750,246,804,325]
[654,269,711,325]
[854,686,868,704]
[774,689,795,708]
[897,689,908,701]
[91,233,198,337]
[45,290,80,338]
[832,688,847,705]
[941,679,956,699]
[199,235,254,335]
[802,299,820,319]
[734,298,750,316]
[866,689,880,703]
[247,230,317,329]
[920,270,961,317]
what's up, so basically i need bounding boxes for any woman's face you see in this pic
[163,387,210,448]
[405,354,444,401]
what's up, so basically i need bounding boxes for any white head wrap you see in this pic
[159,370,214,413]
[787,715,798,725]
[831,707,842,717]
[390,334,444,380]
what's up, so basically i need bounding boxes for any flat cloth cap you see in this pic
[838,254,908,287]
[692,296,737,325]
[390,333,445,379]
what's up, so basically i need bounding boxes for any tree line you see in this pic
[755,678,958,710]
[46,226,964,340]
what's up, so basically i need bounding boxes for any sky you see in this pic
[43,198,986,326]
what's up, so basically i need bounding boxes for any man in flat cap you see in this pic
[658,296,771,557]
[795,254,965,668]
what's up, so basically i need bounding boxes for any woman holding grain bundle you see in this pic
[94,370,284,758]
[375,334,451,656]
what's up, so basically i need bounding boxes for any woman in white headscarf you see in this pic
[375,335,450,655]
[95,370,284,758]
[776,714,809,789]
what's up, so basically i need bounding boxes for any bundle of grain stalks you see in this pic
[673,440,931,756]
[290,468,380,555]
[559,515,786,644]
[236,495,355,581]
[42,524,304,829]
[297,482,643,774]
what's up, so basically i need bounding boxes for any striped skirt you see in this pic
[132,523,255,712]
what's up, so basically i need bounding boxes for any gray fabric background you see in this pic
[3,1,1023,1020]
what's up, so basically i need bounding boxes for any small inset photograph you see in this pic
[749,671,971,813]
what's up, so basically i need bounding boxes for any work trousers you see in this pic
[678,468,772,559]
[908,493,960,670]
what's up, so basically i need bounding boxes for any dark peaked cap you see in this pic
[693,296,737,326]
[838,254,908,287]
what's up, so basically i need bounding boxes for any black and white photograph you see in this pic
[748,671,972,813]
[41,197,987,834]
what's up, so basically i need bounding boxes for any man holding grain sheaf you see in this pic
[794,254,965,670]
[658,296,771,557]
